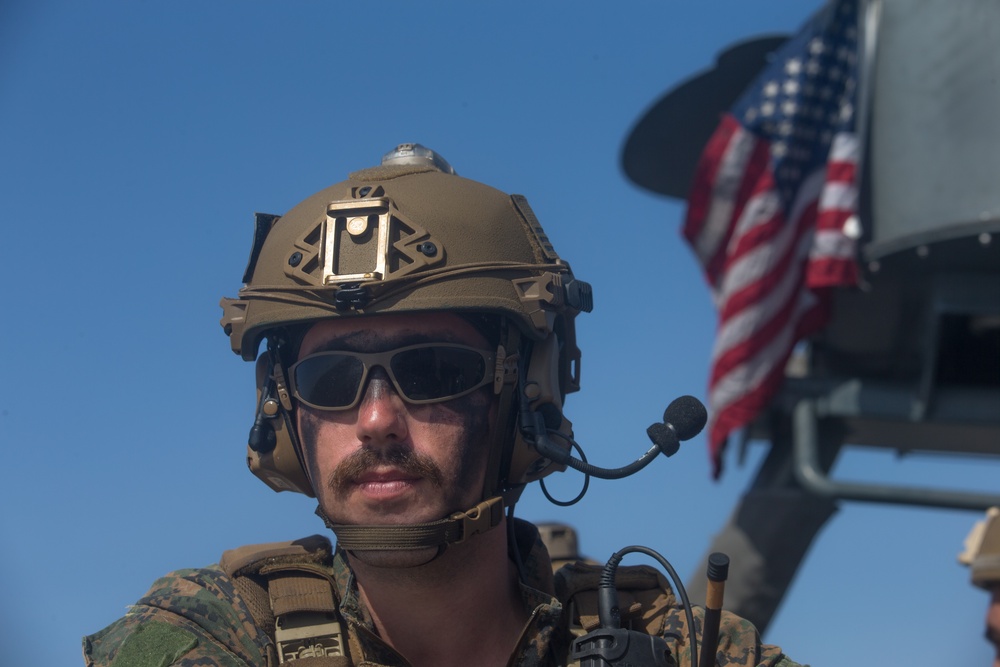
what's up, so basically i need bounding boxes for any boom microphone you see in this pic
[663,395,709,442]
[646,395,709,457]
[529,395,707,480]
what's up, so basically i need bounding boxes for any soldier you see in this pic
[961,507,1000,664]
[83,145,802,667]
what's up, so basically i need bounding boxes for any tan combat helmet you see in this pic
[961,507,1000,589]
[220,144,593,552]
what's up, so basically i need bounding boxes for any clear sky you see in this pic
[2,1,996,665]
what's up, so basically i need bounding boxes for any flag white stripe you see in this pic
[709,288,817,413]
[693,126,758,266]
[725,190,782,253]
[711,229,815,359]
[787,169,827,231]
[828,131,859,163]
[818,180,856,214]
[812,228,856,260]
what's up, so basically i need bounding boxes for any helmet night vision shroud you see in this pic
[220,144,593,553]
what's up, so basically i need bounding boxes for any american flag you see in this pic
[683,0,861,478]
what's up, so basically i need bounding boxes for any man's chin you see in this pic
[323,497,450,528]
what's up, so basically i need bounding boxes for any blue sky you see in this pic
[1,1,996,664]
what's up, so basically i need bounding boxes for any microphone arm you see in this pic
[526,395,708,481]
[533,424,662,479]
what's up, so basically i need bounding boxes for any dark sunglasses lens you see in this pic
[294,354,365,408]
[390,347,487,401]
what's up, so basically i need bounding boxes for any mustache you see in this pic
[327,445,444,496]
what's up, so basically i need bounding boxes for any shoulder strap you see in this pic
[221,535,353,666]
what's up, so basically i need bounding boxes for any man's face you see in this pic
[296,312,496,530]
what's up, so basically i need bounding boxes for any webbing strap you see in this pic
[262,565,349,664]
[331,496,504,551]
[266,569,339,617]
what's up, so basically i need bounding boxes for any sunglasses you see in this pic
[289,343,495,411]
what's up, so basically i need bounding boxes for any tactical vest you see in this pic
[220,535,683,667]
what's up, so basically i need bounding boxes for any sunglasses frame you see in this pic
[288,342,496,411]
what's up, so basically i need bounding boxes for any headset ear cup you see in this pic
[246,353,316,496]
[508,414,572,486]
[506,334,571,487]
[246,409,315,496]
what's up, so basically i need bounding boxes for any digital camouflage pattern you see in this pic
[84,522,803,667]
[83,566,270,667]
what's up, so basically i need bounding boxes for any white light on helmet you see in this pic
[381,143,456,175]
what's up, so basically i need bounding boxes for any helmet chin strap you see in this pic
[315,496,505,562]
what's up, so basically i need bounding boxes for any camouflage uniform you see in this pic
[83,521,802,667]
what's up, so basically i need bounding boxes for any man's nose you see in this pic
[355,367,408,445]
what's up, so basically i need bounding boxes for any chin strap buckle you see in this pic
[450,497,505,544]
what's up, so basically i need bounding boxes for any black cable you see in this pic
[539,431,590,506]
[247,349,277,453]
[601,546,699,667]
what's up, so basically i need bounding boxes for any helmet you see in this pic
[220,145,592,548]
